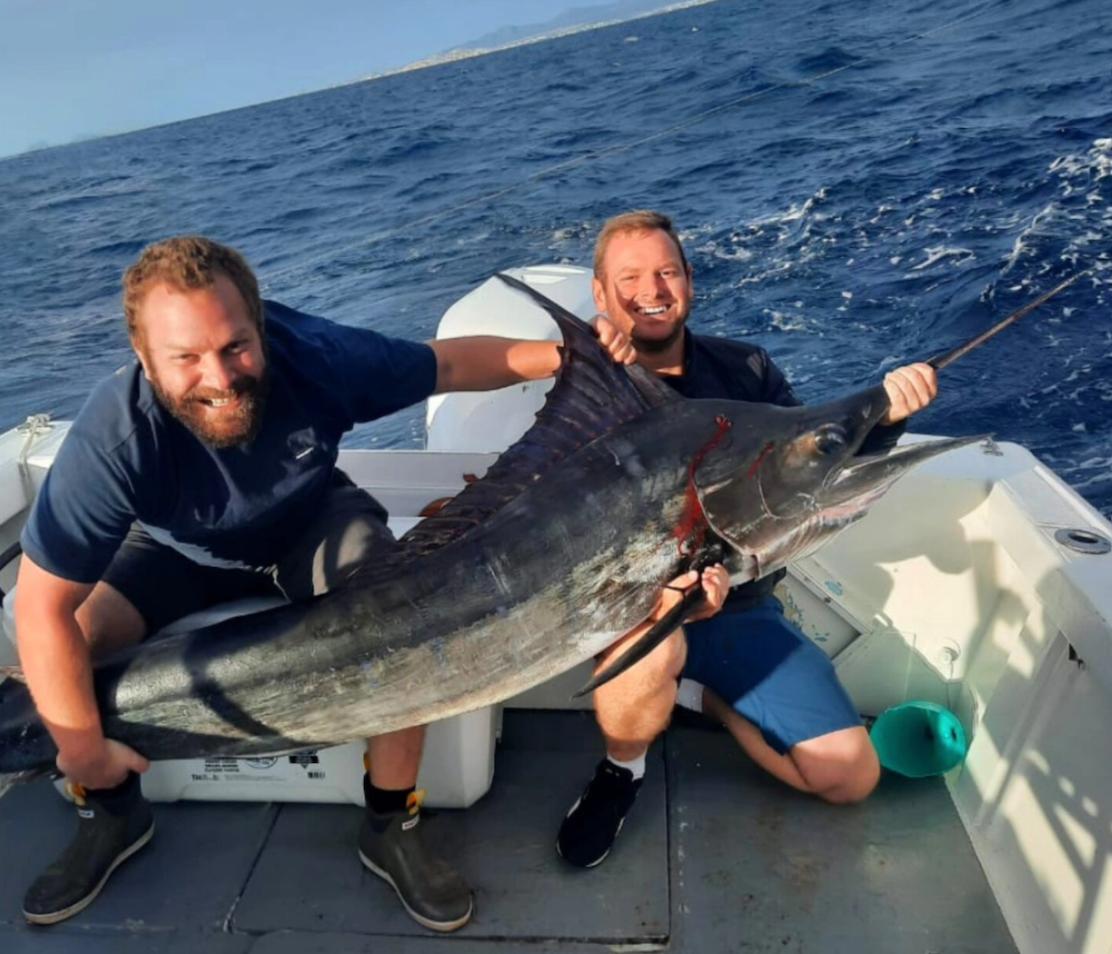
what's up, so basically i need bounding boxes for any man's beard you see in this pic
[631,321,686,356]
[151,369,270,449]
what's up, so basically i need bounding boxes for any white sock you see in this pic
[676,678,705,713]
[607,751,646,780]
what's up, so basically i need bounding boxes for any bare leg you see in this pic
[365,726,426,790]
[703,687,879,804]
[555,625,688,869]
[594,627,687,761]
[75,582,147,659]
[358,727,472,932]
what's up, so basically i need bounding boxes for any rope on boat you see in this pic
[259,0,999,288]
[15,414,53,516]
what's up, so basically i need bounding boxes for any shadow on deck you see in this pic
[0,710,1018,953]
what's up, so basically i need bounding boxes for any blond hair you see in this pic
[593,210,690,279]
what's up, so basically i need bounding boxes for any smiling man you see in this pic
[555,210,939,869]
[13,235,639,930]
[132,274,271,447]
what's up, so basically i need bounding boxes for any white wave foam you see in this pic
[1005,140,1112,277]
[1070,469,1112,493]
[768,310,809,332]
[750,189,827,228]
[694,239,754,262]
[910,246,975,271]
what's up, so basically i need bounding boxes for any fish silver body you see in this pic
[0,403,715,774]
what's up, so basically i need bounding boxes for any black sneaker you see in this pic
[556,759,642,868]
[358,789,473,932]
[23,772,155,925]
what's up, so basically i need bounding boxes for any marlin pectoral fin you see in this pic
[574,588,707,698]
[495,271,681,410]
[400,273,671,560]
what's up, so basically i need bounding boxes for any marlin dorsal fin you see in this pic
[398,272,665,558]
[497,272,680,411]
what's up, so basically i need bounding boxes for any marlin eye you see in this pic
[813,426,848,456]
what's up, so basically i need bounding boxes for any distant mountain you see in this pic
[453,0,717,52]
[358,0,720,83]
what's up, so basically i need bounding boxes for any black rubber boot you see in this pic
[357,775,472,932]
[23,772,155,925]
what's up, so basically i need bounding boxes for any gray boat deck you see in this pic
[0,709,1018,953]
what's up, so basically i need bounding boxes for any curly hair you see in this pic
[122,236,263,344]
[593,210,690,280]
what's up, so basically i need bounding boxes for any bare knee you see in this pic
[629,626,687,690]
[817,758,880,805]
[75,583,147,659]
[792,727,880,805]
[594,630,687,754]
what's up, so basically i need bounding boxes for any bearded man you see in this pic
[14,235,643,930]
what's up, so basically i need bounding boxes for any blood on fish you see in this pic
[747,441,775,478]
[673,415,732,555]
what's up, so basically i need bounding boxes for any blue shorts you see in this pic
[682,597,862,755]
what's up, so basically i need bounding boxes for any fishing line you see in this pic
[259,0,1000,289]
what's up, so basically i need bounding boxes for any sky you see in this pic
[0,0,588,158]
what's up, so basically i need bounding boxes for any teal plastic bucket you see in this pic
[869,701,967,778]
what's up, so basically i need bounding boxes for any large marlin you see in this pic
[0,271,1079,796]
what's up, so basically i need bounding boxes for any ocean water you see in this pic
[1,0,1110,518]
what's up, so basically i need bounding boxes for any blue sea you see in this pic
[1,0,1110,518]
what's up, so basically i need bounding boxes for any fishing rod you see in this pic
[926,270,1089,370]
[577,269,1091,697]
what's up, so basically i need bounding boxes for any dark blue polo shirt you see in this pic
[22,300,438,582]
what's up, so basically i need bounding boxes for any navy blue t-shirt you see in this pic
[22,300,438,583]
[661,330,801,407]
